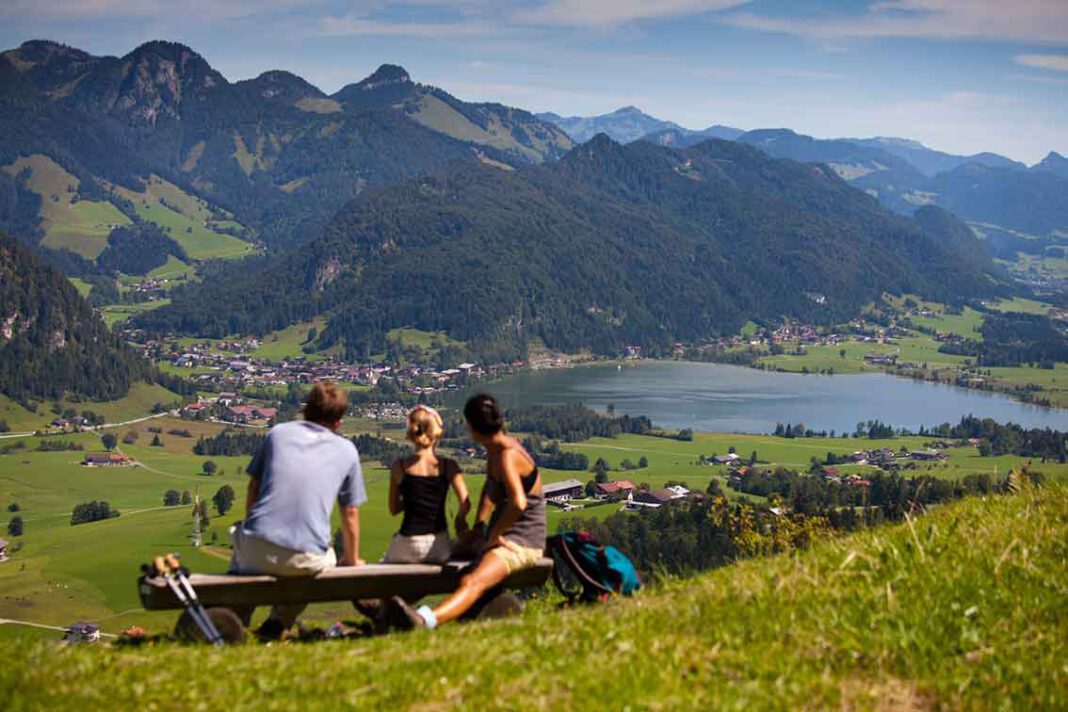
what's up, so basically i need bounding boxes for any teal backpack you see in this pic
[547,531,641,603]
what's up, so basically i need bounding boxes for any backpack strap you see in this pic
[549,533,614,602]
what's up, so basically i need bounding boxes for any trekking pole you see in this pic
[164,554,223,645]
[148,555,222,645]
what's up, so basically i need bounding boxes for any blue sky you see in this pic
[1,1,1065,163]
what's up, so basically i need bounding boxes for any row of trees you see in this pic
[163,485,236,515]
[193,429,265,457]
[70,501,119,526]
[505,404,653,442]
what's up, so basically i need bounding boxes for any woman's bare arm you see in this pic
[449,461,471,534]
[387,461,405,516]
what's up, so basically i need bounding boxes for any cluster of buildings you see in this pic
[181,395,277,427]
[541,478,694,512]
[82,453,132,467]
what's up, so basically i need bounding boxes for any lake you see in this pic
[465,361,1068,434]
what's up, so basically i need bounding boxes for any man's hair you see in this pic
[303,381,348,426]
[463,393,504,436]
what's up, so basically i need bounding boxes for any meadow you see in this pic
[1,482,1063,710]
[1,406,1061,641]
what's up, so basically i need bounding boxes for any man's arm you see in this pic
[245,478,260,518]
[339,506,363,566]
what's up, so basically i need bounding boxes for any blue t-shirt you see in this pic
[242,420,366,554]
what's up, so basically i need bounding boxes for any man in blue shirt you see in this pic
[230,381,366,639]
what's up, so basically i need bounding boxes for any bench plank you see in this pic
[140,559,553,610]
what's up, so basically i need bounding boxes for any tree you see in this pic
[706,479,724,498]
[585,480,599,498]
[151,433,163,447]
[101,433,117,451]
[163,490,181,507]
[638,456,649,468]
[213,485,236,516]
[202,460,218,476]
[593,457,610,483]
[180,490,192,505]
[749,451,758,466]
[7,515,23,537]
[122,431,138,445]
[7,502,19,513]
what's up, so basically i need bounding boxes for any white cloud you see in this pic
[514,1,749,28]
[1014,53,1068,72]
[722,0,1068,45]
[0,0,317,22]
[316,16,496,38]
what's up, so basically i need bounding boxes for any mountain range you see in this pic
[138,135,1006,360]
[538,106,742,145]
[0,40,571,256]
[537,110,1066,239]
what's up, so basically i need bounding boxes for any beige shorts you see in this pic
[229,525,337,577]
[487,537,544,574]
[382,531,453,564]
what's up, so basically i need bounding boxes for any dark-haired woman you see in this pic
[385,393,546,630]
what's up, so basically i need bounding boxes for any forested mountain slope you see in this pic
[0,233,152,402]
[0,40,571,253]
[137,136,1006,360]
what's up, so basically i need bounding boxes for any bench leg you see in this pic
[175,607,248,645]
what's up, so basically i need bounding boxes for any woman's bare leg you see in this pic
[431,552,510,625]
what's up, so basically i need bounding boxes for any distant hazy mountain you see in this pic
[849,137,1026,177]
[539,106,743,145]
[730,128,1066,237]
[1033,151,1068,179]
[138,135,1003,360]
[0,40,572,253]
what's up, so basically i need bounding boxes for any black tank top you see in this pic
[398,458,451,536]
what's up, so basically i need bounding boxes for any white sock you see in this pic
[416,605,438,629]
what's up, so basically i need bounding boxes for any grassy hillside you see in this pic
[2,155,130,258]
[0,484,1063,710]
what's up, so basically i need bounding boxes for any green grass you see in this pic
[115,176,253,261]
[0,484,1063,710]
[98,300,171,328]
[986,297,1053,315]
[387,327,466,352]
[146,255,197,281]
[66,278,92,298]
[250,318,328,362]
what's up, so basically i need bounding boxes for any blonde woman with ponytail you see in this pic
[382,405,470,563]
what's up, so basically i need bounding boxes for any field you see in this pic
[2,408,1062,642]
[249,318,329,362]
[1,481,1063,710]
[2,155,254,265]
[755,296,1068,407]
[2,155,130,258]
[112,175,254,261]
[98,299,172,328]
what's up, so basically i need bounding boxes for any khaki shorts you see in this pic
[229,525,337,577]
[487,537,543,574]
[382,531,453,564]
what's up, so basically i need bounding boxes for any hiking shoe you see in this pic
[384,596,424,632]
[253,617,287,642]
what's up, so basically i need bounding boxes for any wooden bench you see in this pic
[139,559,553,642]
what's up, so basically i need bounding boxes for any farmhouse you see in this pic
[542,479,585,504]
[711,453,740,465]
[628,488,686,509]
[83,453,131,467]
[595,480,635,498]
[0,537,8,563]
[911,449,948,461]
